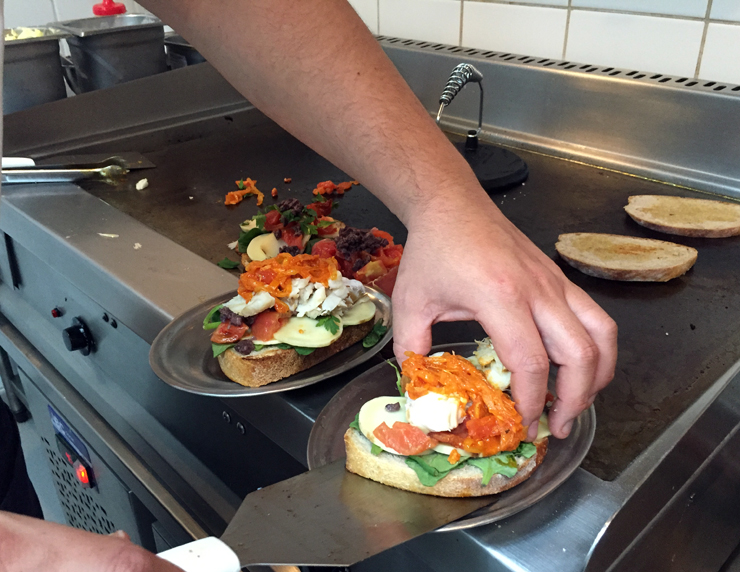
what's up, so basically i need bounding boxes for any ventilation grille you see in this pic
[42,437,117,535]
[378,36,740,96]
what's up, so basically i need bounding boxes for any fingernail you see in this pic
[561,420,574,437]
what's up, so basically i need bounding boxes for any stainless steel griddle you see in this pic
[2,39,740,572]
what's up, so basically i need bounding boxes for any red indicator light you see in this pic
[51,308,62,318]
[65,452,73,465]
[75,463,89,485]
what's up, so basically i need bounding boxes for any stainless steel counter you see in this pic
[2,38,740,571]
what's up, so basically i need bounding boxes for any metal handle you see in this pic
[158,537,240,572]
[436,63,485,136]
[1,162,128,186]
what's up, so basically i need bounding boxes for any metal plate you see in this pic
[307,342,596,531]
[149,287,392,397]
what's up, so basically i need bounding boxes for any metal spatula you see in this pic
[158,459,491,570]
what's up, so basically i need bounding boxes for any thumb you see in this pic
[392,299,433,364]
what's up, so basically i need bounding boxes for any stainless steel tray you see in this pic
[149,287,392,397]
[307,342,595,531]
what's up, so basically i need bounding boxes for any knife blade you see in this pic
[158,459,492,570]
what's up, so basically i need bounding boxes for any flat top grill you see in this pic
[65,110,740,481]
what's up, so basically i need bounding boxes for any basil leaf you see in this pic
[203,305,223,330]
[238,226,264,252]
[371,443,383,455]
[349,412,361,430]
[212,342,235,358]
[362,322,388,349]
[217,257,240,269]
[316,315,340,335]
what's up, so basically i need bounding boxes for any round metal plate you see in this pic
[307,342,596,532]
[149,287,392,397]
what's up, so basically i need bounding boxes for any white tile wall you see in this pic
[348,0,379,34]
[571,0,708,19]
[566,10,705,76]
[5,0,740,85]
[462,3,567,60]
[699,23,740,85]
[379,0,461,46]
[711,0,740,22]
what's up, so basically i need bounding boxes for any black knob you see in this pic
[62,318,94,356]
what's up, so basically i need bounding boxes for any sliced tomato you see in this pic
[311,239,337,259]
[466,415,503,440]
[211,322,249,344]
[355,260,387,284]
[281,224,304,249]
[315,216,340,237]
[371,228,394,246]
[370,265,398,296]
[251,310,287,341]
[376,244,403,269]
[335,254,355,278]
[306,200,333,218]
[264,209,282,231]
[373,422,438,456]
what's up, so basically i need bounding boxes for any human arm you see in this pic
[0,510,183,572]
[138,0,618,438]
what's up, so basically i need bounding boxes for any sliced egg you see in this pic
[272,316,342,347]
[358,396,408,454]
[340,298,376,326]
[247,232,281,261]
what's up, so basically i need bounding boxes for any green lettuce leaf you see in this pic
[514,441,537,458]
[274,343,316,355]
[212,342,235,358]
[405,452,462,486]
[371,443,383,455]
[203,305,223,330]
[386,361,403,396]
[467,454,519,483]
[349,412,360,430]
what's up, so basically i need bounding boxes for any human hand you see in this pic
[392,189,617,440]
[0,511,183,572]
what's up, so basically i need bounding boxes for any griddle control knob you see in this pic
[63,318,95,356]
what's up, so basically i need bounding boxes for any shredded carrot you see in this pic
[271,187,278,198]
[226,178,264,206]
[312,179,360,196]
[402,352,524,456]
[448,449,461,464]
[238,253,339,314]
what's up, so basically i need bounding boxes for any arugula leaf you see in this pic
[514,441,537,458]
[203,305,223,330]
[316,315,340,335]
[349,412,361,430]
[212,342,235,358]
[362,322,388,349]
[468,454,518,483]
[253,213,266,231]
[253,343,264,351]
[405,453,461,486]
[313,194,326,203]
[371,443,383,455]
[387,360,403,396]
[238,226,265,252]
[217,258,240,269]
[274,343,316,355]
[304,237,323,254]
[332,201,340,210]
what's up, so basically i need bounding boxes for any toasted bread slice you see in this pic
[344,428,547,497]
[625,195,740,238]
[555,233,697,282]
[218,320,375,387]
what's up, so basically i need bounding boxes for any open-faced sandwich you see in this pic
[234,197,403,296]
[204,252,388,388]
[345,340,550,497]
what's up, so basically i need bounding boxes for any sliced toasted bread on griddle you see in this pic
[344,427,548,497]
[218,320,374,387]
[625,195,740,238]
[555,233,697,282]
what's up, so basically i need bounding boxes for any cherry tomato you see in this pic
[376,244,403,269]
[281,224,304,249]
[370,265,398,296]
[371,228,394,246]
[373,421,438,455]
[316,216,340,237]
[306,200,333,218]
[264,210,282,231]
[211,322,248,344]
[251,310,287,341]
[311,239,337,259]
[355,260,387,284]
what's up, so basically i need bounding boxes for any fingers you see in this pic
[391,293,433,364]
[477,303,549,439]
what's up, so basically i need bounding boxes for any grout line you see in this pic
[459,0,464,46]
[562,0,572,60]
[695,0,714,78]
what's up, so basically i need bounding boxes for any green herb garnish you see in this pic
[212,342,235,358]
[238,226,264,252]
[274,343,316,355]
[217,257,240,269]
[316,315,341,335]
[253,213,266,231]
[387,360,403,396]
[349,412,361,431]
[370,443,383,455]
[362,322,388,349]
